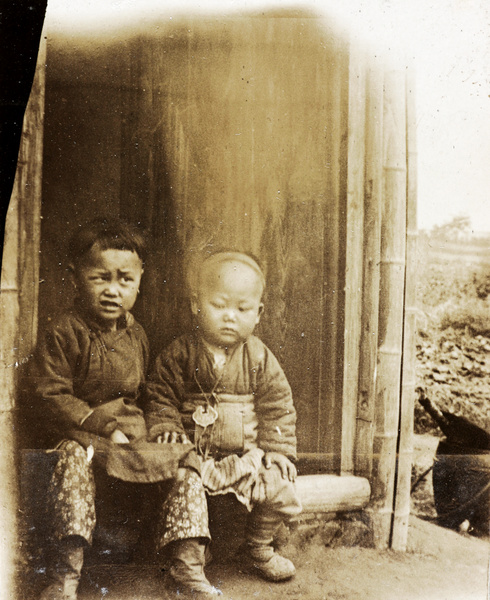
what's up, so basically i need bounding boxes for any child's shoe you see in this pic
[38,537,84,600]
[244,509,295,582]
[245,543,296,582]
[166,538,222,599]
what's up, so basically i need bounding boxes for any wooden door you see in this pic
[40,13,350,465]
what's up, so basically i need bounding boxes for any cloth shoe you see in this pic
[246,544,296,582]
[245,509,295,582]
[38,537,85,600]
[166,538,222,599]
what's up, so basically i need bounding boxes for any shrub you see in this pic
[439,298,490,335]
[473,268,490,300]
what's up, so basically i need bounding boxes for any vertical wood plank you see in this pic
[38,36,125,330]
[391,70,417,550]
[0,201,20,410]
[17,37,46,359]
[371,69,407,549]
[341,39,367,474]
[355,60,384,478]
[319,32,349,468]
[0,34,46,600]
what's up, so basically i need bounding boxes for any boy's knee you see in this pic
[58,440,87,459]
[56,440,88,463]
[53,440,94,479]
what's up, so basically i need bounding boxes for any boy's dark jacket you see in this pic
[25,305,197,482]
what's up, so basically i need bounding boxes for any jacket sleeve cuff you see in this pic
[81,410,118,437]
[179,449,201,475]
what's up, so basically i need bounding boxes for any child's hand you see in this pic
[110,429,130,444]
[157,431,191,444]
[264,452,297,482]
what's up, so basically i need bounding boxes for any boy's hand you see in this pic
[264,452,297,482]
[157,431,191,444]
[110,429,130,444]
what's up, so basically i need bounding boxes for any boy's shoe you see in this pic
[38,537,84,600]
[164,573,223,599]
[244,544,296,582]
[165,538,222,599]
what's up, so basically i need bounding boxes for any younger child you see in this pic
[146,250,302,598]
[27,219,193,600]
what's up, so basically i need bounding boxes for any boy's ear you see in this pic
[190,293,199,315]
[255,303,264,324]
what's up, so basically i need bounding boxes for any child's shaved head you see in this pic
[190,250,266,297]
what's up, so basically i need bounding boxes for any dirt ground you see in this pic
[57,433,487,600]
[60,513,487,600]
[22,436,489,600]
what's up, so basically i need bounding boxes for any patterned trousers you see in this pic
[44,440,210,548]
[44,442,300,553]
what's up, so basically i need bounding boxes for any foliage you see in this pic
[415,235,490,436]
[473,269,490,300]
[430,215,471,241]
[439,299,490,336]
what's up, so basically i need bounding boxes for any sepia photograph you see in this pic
[1,1,489,599]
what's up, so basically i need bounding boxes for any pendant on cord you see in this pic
[192,404,218,428]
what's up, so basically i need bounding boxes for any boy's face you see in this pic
[73,243,143,328]
[192,260,264,349]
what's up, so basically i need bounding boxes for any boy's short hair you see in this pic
[188,249,266,296]
[68,218,146,267]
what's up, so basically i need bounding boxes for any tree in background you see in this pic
[431,215,472,241]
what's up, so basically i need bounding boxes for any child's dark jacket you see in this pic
[146,333,297,460]
[27,305,196,482]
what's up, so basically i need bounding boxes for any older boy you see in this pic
[146,251,302,599]
[27,219,195,600]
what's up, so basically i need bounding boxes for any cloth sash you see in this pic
[182,393,258,455]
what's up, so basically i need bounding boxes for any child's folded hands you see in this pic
[263,452,297,482]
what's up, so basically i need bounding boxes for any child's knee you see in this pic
[258,465,302,515]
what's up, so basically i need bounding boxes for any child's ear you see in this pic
[190,293,200,315]
[255,303,264,325]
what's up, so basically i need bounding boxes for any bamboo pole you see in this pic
[391,70,417,550]
[370,69,407,549]
[355,59,384,479]
[0,35,46,599]
[341,38,367,474]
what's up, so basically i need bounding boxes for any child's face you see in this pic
[73,243,143,328]
[192,260,264,349]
